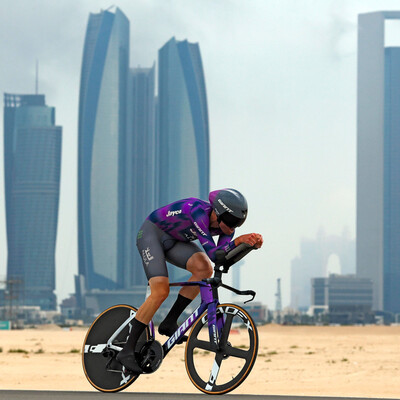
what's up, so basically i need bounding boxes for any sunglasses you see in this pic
[218,213,245,229]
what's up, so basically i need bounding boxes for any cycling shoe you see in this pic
[158,323,188,344]
[116,351,143,375]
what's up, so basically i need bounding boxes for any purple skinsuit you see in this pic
[147,194,236,262]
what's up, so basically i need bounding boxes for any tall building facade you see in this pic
[158,37,210,282]
[78,7,129,292]
[4,93,62,310]
[126,65,157,287]
[77,10,211,314]
[357,12,400,313]
[158,37,210,206]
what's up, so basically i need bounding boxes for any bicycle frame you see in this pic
[83,243,258,395]
[104,280,219,356]
[161,280,221,357]
[156,244,257,355]
[105,243,256,356]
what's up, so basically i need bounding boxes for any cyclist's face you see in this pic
[219,220,235,235]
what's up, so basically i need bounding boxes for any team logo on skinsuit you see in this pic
[137,230,143,240]
[166,210,182,217]
[194,221,207,236]
[183,228,197,241]
[142,247,154,266]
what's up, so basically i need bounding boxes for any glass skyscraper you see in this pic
[383,46,400,313]
[158,37,210,206]
[126,65,157,287]
[157,37,210,283]
[77,10,210,314]
[4,93,62,310]
[78,7,129,292]
[357,11,400,313]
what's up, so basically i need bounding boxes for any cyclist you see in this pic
[116,188,263,373]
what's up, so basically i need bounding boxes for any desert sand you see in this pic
[0,324,399,398]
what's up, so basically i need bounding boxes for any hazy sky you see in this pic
[1,0,399,309]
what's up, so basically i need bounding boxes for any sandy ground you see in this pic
[0,324,399,398]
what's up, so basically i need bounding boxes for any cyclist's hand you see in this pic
[235,233,263,248]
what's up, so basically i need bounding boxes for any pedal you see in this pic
[106,355,123,371]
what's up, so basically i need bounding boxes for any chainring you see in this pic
[138,340,163,373]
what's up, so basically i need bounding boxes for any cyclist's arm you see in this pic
[190,205,236,262]
[235,233,263,248]
[217,233,235,251]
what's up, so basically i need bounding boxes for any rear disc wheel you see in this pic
[82,304,150,392]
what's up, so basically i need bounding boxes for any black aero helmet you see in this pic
[209,189,248,228]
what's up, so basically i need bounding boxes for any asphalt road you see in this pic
[0,392,396,400]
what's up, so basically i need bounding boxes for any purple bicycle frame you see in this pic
[148,280,224,357]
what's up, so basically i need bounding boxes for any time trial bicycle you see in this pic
[82,242,259,395]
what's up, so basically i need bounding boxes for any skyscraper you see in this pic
[357,11,400,313]
[126,65,157,287]
[158,37,210,282]
[4,93,62,310]
[158,37,210,206]
[78,7,129,292]
[77,10,211,314]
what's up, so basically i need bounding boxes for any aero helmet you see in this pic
[209,189,248,228]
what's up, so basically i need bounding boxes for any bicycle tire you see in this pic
[185,303,258,395]
[82,304,150,392]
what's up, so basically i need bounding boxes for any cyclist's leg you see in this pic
[166,242,213,299]
[135,277,169,323]
[135,220,173,323]
[117,221,170,372]
[182,251,213,299]
[159,243,212,336]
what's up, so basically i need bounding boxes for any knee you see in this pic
[189,252,213,278]
[149,280,170,304]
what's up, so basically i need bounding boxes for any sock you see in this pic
[116,318,147,374]
[120,318,147,357]
[159,294,192,336]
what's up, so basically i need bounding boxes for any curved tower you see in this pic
[158,37,210,205]
[78,7,129,291]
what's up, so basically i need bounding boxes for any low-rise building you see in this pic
[311,274,374,324]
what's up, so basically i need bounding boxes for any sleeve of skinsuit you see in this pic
[190,201,236,262]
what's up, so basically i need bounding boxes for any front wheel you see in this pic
[185,303,258,395]
[82,304,150,393]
